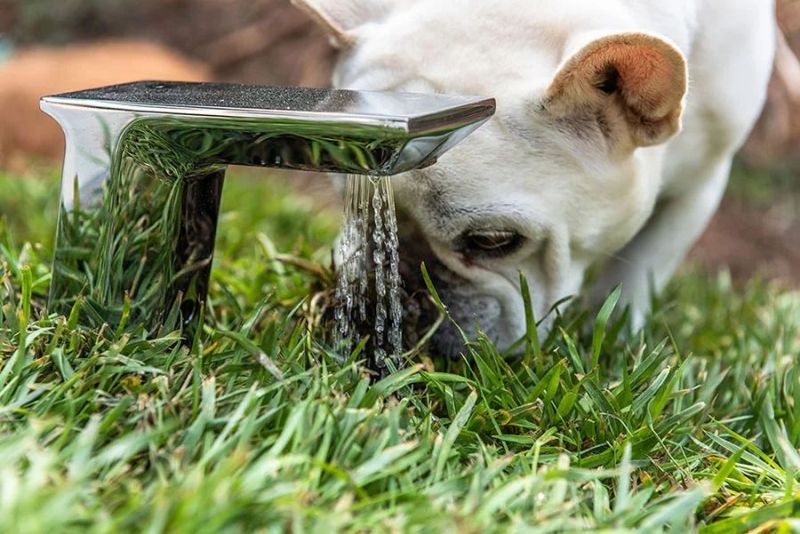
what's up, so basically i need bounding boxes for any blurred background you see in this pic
[0,0,797,285]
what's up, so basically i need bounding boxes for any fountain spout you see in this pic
[41,81,495,334]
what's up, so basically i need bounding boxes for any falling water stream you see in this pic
[334,174,403,370]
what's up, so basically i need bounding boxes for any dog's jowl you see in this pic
[296,0,776,357]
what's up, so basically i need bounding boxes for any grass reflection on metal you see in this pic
[50,120,411,334]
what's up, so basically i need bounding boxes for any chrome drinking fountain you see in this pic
[41,81,495,335]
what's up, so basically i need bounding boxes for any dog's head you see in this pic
[296,0,688,356]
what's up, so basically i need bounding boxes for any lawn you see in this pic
[0,167,799,533]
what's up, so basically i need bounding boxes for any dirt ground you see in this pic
[692,197,800,287]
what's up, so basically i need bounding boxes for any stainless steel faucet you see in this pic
[41,81,495,335]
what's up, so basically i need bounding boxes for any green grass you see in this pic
[1,169,799,532]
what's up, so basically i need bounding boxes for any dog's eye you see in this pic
[461,230,524,258]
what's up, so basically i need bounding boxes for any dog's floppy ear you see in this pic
[545,32,688,149]
[292,0,397,48]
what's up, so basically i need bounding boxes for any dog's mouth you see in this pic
[397,255,457,355]
[329,227,473,362]
[393,217,466,357]
[399,235,511,359]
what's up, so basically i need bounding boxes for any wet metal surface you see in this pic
[41,81,495,335]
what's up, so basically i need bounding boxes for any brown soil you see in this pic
[0,40,208,171]
[692,197,800,287]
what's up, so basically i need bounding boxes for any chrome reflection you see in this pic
[41,81,495,336]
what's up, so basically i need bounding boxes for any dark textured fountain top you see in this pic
[42,81,496,135]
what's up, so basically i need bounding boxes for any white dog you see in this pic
[294,0,776,357]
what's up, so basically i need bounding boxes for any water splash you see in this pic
[334,174,403,369]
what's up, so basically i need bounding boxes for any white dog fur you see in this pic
[294,0,776,356]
